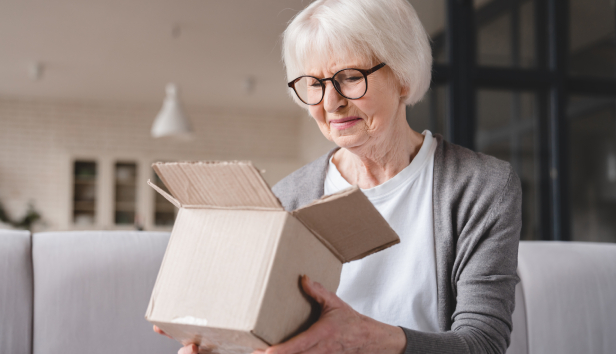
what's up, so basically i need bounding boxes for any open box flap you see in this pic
[291,187,400,263]
[151,161,283,210]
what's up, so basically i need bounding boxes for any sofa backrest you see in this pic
[7,231,616,354]
[32,231,180,354]
[508,241,616,354]
[0,230,33,354]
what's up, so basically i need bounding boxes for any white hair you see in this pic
[282,0,432,107]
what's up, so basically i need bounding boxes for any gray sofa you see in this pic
[1,230,615,354]
[0,230,180,354]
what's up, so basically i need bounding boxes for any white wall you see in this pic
[0,96,331,231]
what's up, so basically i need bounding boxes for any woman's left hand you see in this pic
[253,275,407,354]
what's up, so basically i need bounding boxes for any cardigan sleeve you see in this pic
[401,165,522,354]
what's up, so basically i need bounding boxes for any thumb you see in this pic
[301,275,343,311]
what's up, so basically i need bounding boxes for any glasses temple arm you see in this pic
[365,63,387,75]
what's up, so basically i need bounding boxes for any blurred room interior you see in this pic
[2,2,616,354]
[0,0,615,243]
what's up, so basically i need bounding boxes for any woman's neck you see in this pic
[333,124,425,189]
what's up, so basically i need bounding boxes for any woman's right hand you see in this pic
[153,325,199,354]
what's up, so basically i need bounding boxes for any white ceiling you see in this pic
[0,0,445,112]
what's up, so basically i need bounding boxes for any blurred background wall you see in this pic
[1,0,615,243]
[0,0,345,231]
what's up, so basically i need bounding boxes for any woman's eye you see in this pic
[345,76,362,83]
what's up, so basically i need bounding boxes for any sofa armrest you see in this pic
[0,230,33,354]
[511,241,616,354]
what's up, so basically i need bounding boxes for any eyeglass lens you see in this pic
[294,69,367,105]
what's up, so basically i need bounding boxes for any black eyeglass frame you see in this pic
[287,63,387,105]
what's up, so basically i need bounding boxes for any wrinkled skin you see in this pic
[306,58,424,189]
[153,58,421,354]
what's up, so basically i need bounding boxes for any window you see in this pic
[567,96,616,243]
[569,0,616,78]
[406,84,449,138]
[475,0,536,68]
[428,0,616,241]
[476,90,540,240]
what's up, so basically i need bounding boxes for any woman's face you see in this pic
[306,58,408,151]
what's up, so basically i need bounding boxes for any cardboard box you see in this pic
[145,161,400,354]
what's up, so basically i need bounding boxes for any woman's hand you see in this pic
[253,275,407,354]
[153,325,199,354]
[154,275,407,354]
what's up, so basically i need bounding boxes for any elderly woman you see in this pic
[157,0,522,353]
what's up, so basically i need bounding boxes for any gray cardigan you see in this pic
[272,134,522,354]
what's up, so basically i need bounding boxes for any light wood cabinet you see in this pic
[72,161,97,226]
[114,162,137,225]
[70,157,176,231]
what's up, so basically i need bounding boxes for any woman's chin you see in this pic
[331,133,369,150]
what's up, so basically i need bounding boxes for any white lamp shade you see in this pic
[151,83,193,138]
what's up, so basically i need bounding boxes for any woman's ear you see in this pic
[400,85,411,102]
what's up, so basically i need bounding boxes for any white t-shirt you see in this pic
[324,131,440,332]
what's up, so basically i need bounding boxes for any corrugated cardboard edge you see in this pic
[148,179,281,211]
[151,161,284,210]
[147,179,181,208]
[305,186,358,205]
[151,162,180,204]
[344,239,400,262]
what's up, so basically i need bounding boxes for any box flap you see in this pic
[291,187,400,263]
[152,161,283,210]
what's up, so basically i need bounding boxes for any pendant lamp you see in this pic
[151,83,193,138]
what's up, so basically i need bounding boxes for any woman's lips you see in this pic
[329,116,362,130]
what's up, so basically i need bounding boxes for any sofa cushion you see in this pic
[0,230,33,354]
[515,241,616,354]
[32,231,180,354]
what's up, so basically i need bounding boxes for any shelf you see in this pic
[73,161,97,226]
[155,203,176,212]
[74,201,95,211]
[115,181,136,187]
[115,201,136,212]
[114,162,137,222]
[73,197,96,203]
[115,210,135,225]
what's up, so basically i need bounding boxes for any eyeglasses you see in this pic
[287,63,386,105]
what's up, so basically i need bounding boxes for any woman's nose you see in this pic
[323,81,346,113]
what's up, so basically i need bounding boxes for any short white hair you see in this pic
[282,0,432,106]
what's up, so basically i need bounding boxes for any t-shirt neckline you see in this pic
[326,131,435,201]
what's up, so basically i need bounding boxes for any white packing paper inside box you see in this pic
[145,161,400,354]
